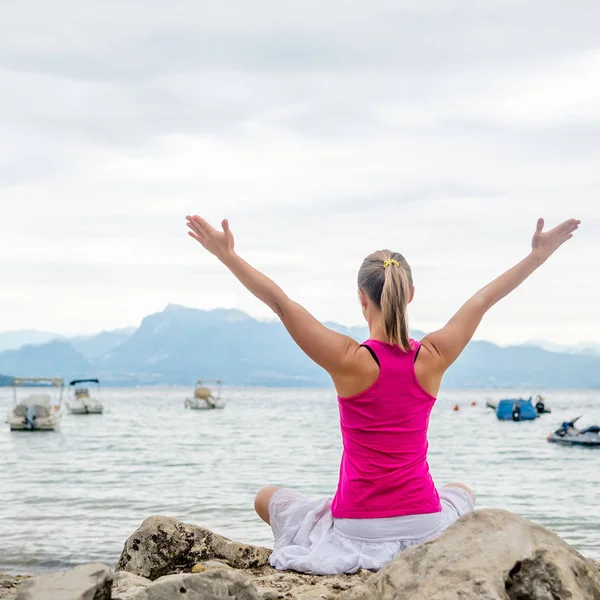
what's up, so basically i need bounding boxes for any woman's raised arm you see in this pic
[186,215,361,378]
[420,217,581,373]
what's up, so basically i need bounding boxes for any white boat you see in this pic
[185,380,225,410]
[6,377,64,431]
[67,379,104,414]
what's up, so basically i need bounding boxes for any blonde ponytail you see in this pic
[357,250,413,351]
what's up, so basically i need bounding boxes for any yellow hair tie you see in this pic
[383,259,400,269]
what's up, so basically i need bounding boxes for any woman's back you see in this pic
[186,213,580,574]
[331,339,441,519]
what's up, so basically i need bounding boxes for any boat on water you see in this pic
[548,417,600,447]
[532,394,551,415]
[185,380,225,410]
[496,398,538,421]
[6,377,64,431]
[487,394,551,421]
[67,379,103,414]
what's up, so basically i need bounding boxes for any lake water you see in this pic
[0,386,599,574]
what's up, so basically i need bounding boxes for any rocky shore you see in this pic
[0,575,28,600]
[5,509,600,599]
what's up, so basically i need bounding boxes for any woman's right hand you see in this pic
[186,215,235,262]
[530,217,580,263]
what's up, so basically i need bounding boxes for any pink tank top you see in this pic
[331,339,441,519]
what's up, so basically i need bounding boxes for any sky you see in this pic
[1,1,599,346]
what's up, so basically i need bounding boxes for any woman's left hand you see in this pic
[186,215,235,261]
[530,217,580,263]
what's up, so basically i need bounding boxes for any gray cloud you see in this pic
[1,0,599,343]
[3,1,600,78]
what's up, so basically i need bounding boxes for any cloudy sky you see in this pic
[1,1,599,346]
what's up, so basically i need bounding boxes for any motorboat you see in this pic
[6,377,64,431]
[487,394,551,421]
[185,380,225,410]
[496,399,538,421]
[548,417,600,447]
[67,379,103,414]
[533,394,551,415]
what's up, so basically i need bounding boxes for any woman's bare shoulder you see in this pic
[333,344,381,398]
[414,338,444,397]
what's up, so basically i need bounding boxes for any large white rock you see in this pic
[339,509,600,600]
[111,572,151,600]
[15,563,112,600]
[128,571,261,600]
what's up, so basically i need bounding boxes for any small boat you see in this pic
[6,377,64,431]
[494,398,539,421]
[67,379,103,414]
[548,417,600,447]
[185,380,225,410]
[488,394,551,421]
[533,394,551,415]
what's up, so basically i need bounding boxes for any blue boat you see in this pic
[496,399,538,421]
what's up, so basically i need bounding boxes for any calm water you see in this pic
[0,387,599,574]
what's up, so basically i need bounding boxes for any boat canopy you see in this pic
[13,377,64,387]
[69,379,100,386]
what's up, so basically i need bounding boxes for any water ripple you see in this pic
[0,387,598,574]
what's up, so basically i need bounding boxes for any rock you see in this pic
[115,516,271,580]
[111,572,151,600]
[0,576,29,600]
[115,515,370,598]
[504,548,600,599]
[15,563,112,600]
[191,560,234,573]
[251,568,370,600]
[286,583,332,599]
[128,570,262,600]
[115,511,600,600]
[339,509,600,600]
[113,560,368,600]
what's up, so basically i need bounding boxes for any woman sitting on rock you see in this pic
[185,214,580,575]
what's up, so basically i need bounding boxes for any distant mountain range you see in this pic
[0,305,599,389]
[524,340,600,357]
[0,330,61,353]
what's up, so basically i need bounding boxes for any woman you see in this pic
[186,214,580,575]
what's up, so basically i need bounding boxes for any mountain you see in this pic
[102,305,328,385]
[0,330,61,352]
[0,340,92,381]
[443,341,600,389]
[526,340,600,357]
[0,305,599,388]
[325,322,426,343]
[71,328,135,361]
[0,374,14,386]
[0,328,135,358]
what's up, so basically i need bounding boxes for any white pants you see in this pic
[268,486,475,575]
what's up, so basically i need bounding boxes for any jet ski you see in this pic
[547,417,600,447]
